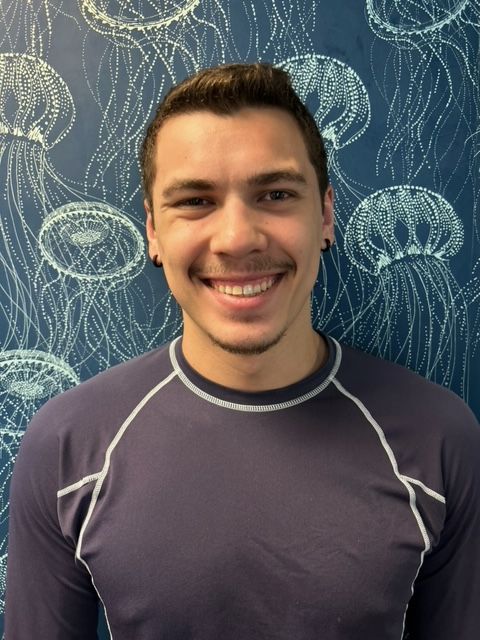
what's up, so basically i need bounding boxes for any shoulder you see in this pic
[333,340,479,497]
[27,341,173,436]
[13,341,175,491]
[335,341,478,436]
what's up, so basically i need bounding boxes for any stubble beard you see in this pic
[207,327,287,356]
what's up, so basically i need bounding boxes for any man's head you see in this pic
[140,62,329,211]
[142,62,334,383]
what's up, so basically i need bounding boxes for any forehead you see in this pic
[152,107,314,184]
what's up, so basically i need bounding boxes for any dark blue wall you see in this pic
[1,1,479,634]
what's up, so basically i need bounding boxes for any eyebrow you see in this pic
[161,170,307,199]
[162,179,215,199]
[246,170,307,187]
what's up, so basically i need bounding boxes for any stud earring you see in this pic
[322,239,332,253]
[151,255,162,268]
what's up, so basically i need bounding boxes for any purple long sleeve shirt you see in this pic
[6,335,480,639]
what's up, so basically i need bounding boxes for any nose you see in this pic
[209,199,268,257]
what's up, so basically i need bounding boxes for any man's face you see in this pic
[146,107,334,359]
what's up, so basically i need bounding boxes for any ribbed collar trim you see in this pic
[168,334,342,413]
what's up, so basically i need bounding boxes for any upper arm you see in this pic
[404,410,480,639]
[5,413,99,639]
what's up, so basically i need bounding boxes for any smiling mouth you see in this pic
[207,276,279,298]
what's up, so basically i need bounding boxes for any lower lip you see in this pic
[203,276,283,311]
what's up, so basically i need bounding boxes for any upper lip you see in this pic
[193,259,294,280]
[201,273,284,286]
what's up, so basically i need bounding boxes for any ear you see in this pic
[144,198,161,262]
[321,185,335,246]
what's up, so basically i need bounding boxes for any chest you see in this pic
[78,419,429,638]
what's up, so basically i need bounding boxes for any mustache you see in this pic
[192,257,295,276]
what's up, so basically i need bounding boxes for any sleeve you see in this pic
[403,403,480,639]
[4,407,99,639]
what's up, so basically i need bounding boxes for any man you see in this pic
[6,63,480,639]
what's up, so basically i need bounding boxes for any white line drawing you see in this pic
[79,0,238,206]
[366,0,479,236]
[0,350,79,434]
[278,54,373,335]
[280,54,371,155]
[0,52,84,355]
[0,0,478,629]
[39,202,145,285]
[366,0,470,38]
[344,185,469,392]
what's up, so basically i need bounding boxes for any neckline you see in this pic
[168,333,342,413]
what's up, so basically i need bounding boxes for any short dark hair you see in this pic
[140,62,329,208]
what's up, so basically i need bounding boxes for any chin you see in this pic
[207,329,286,356]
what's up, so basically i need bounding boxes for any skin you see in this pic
[145,107,334,392]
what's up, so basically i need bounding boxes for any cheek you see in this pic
[287,226,322,263]
[158,227,204,277]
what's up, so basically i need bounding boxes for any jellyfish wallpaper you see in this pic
[0,0,478,635]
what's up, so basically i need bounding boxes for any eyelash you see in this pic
[174,190,294,208]
[176,197,211,207]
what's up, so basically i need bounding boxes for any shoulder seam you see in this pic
[331,376,431,551]
[57,472,102,498]
[75,370,178,563]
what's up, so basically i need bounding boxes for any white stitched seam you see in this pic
[400,474,446,504]
[75,370,177,563]
[331,377,430,640]
[57,472,102,498]
[169,337,343,412]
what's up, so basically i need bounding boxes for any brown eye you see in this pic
[264,190,291,201]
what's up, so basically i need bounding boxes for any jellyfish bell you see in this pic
[344,185,464,275]
[81,0,201,37]
[366,0,469,39]
[0,350,79,402]
[38,201,145,289]
[279,54,371,152]
[0,54,75,149]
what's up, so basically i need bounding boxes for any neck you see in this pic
[181,329,328,392]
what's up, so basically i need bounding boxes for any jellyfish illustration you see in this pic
[0,53,76,198]
[0,0,54,57]
[366,0,473,38]
[0,551,6,612]
[0,348,79,560]
[0,53,85,354]
[0,426,26,614]
[38,201,145,286]
[0,350,79,433]
[79,0,238,206]
[344,185,468,393]
[281,54,371,155]
[279,54,372,234]
[277,54,372,332]
[366,0,479,211]
[37,200,177,373]
[462,257,480,414]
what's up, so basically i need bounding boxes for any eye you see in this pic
[262,190,292,202]
[176,197,211,207]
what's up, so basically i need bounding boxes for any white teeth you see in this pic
[212,278,275,297]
